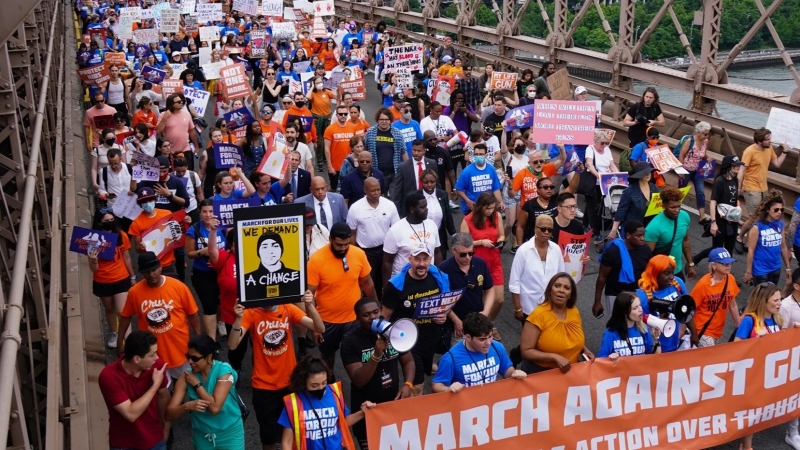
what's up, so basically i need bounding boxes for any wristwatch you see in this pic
[688,262,695,267]
[193,383,202,390]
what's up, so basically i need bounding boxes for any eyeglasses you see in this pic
[531,159,545,164]
[773,207,784,213]
[378,118,391,122]
[95,98,105,103]
[456,251,474,258]
[560,204,578,210]
[537,227,554,233]
[342,257,349,272]
[185,353,205,363]
[599,142,609,146]
[539,185,555,190]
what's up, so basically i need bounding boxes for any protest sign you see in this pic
[311,15,327,38]
[77,64,112,86]
[105,52,127,67]
[224,107,256,130]
[181,0,196,14]
[140,210,187,259]
[413,289,464,319]
[120,6,142,20]
[168,64,186,78]
[489,71,518,91]
[766,107,800,150]
[183,87,210,116]
[184,15,198,33]
[141,66,167,85]
[288,80,304,97]
[559,145,583,176]
[92,113,115,130]
[432,76,455,105]
[395,70,414,89]
[135,44,151,60]
[547,67,572,100]
[262,0,283,16]
[341,78,366,100]
[111,193,143,220]
[214,197,261,229]
[323,71,347,92]
[249,30,268,58]
[234,204,306,307]
[503,104,535,131]
[532,100,597,145]
[295,8,312,26]
[213,143,245,169]
[557,231,591,283]
[198,26,219,44]
[293,60,311,73]
[159,8,180,33]
[202,61,226,80]
[350,47,367,61]
[300,71,315,95]
[134,28,159,44]
[312,0,335,16]
[283,7,295,19]
[161,79,183,101]
[696,159,716,179]
[256,131,289,180]
[89,29,107,49]
[131,152,160,181]
[198,47,212,65]
[366,329,800,450]
[69,227,117,259]
[233,0,258,15]
[599,172,629,195]
[196,3,223,22]
[271,22,296,41]
[140,8,154,20]
[115,130,135,148]
[645,186,691,217]
[220,63,251,98]
[384,44,424,73]
[117,14,134,39]
[645,144,684,174]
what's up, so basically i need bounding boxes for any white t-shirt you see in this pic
[420,115,457,138]
[423,191,443,228]
[780,295,800,327]
[586,144,614,185]
[383,218,441,276]
[287,141,314,169]
[346,197,400,248]
[173,170,201,212]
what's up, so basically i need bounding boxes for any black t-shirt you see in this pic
[551,218,585,244]
[136,176,190,213]
[711,176,738,207]
[382,273,442,343]
[600,243,652,296]
[340,327,402,406]
[484,112,506,141]
[375,128,396,174]
[627,102,662,147]
[437,256,494,320]
[425,145,453,190]
[521,197,558,242]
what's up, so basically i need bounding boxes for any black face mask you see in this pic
[101,221,116,231]
[308,388,325,399]
[514,145,526,155]
[295,100,305,108]
[105,138,116,146]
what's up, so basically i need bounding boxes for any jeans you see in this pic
[753,269,780,285]
[686,171,706,208]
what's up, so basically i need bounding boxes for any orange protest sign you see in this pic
[161,79,183,102]
[220,63,251,100]
[105,52,127,67]
[77,64,112,86]
[366,329,800,449]
[646,144,684,174]
[341,79,366,101]
[489,71,518,91]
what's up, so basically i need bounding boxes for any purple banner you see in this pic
[213,143,245,169]
[224,107,256,130]
[140,65,167,85]
[69,226,117,259]
[503,104,535,131]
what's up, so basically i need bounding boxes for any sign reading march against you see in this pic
[234,204,306,307]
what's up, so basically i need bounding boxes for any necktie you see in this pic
[292,172,297,198]
[318,201,328,228]
[417,161,424,189]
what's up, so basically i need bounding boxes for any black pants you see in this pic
[696,220,738,263]
[329,171,340,191]
[363,245,384,299]
[583,185,602,236]
[173,247,186,283]
[225,324,249,374]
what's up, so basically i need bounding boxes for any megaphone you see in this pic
[371,317,418,353]
[643,314,677,338]
[649,295,696,324]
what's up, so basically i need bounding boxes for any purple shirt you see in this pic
[443,104,476,134]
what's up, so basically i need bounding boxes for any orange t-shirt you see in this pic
[512,163,557,204]
[308,89,335,117]
[94,232,132,284]
[240,304,306,390]
[307,246,371,323]
[388,106,402,122]
[323,121,360,171]
[691,273,740,340]
[128,209,177,268]
[121,277,198,368]
[349,119,370,137]
[320,49,337,71]
[132,109,158,131]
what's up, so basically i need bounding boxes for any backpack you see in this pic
[618,148,633,174]
[101,163,133,188]
[673,134,694,160]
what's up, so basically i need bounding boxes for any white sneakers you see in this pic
[107,332,118,349]
[217,321,228,338]
[575,208,585,219]
[787,433,800,450]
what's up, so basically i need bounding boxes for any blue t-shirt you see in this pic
[637,276,687,353]
[254,181,285,206]
[185,224,227,272]
[381,83,393,108]
[432,341,513,387]
[735,315,781,339]
[152,50,169,66]
[597,325,655,357]
[455,163,502,213]
[391,120,423,158]
[794,199,800,247]
[630,142,655,167]
[184,80,203,90]
[277,388,350,450]
[752,220,784,276]
[214,190,246,201]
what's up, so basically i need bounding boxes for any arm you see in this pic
[651,113,666,127]
[519,321,571,372]
[744,228,759,284]
[198,149,207,183]
[164,374,190,421]
[298,292,326,334]
[85,126,93,152]
[188,313,201,336]
[237,167,256,198]
[381,252,395,293]
[788,211,800,253]
[773,147,788,168]
[678,139,691,163]
[344,336,388,388]
[551,142,567,171]
[350,229,358,246]
[359,274,377,300]
[112,364,166,422]
[622,112,637,127]
[186,235,202,260]
[324,139,334,173]
[91,155,100,190]
[155,110,171,133]
[516,207,528,245]
[682,229,695,280]
[481,286,495,317]
[737,164,745,192]
[593,264,612,316]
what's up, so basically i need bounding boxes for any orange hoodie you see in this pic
[280,105,318,144]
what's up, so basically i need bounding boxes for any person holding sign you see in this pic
[584,130,620,246]
[84,91,119,152]
[127,187,181,279]
[607,162,659,239]
[157,94,200,168]
[644,186,695,280]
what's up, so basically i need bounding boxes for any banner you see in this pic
[503,104,535,131]
[134,28,159,44]
[234,204,307,307]
[131,152,160,181]
[183,87,211,116]
[77,64,112,86]
[312,0,335,16]
[272,22,296,41]
[489,71,518,91]
[233,0,258,15]
[161,79,183,101]
[286,113,313,133]
[69,226,117,259]
[547,67,572,100]
[262,0,284,16]
[135,44,151,60]
[220,63,251,99]
[141,66,167,85]
[196,3,223,22]
[140,210,187,259]
[557,231,591,283]
[214,197,261,229]
[644,186,691,217]
[341,78,366,100]
[105,52,127,67]
[224,106,256,130]
[250,30,268,58]
[295,8,312,26]
[111,193,143,220]
[432,76,455,105]
[413,289,464,319]
[645,145,683,174]
[696,159,716,179]
[213,143,245,168]
[532,100,597,145]
[256,131,289,180]
[384,44,425,73]
[367,330,800,449]
[159,8,180,33]
[599,172,629,196]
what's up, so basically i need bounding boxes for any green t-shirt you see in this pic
[644,210,691,272]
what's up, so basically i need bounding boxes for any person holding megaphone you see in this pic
[598,292,661,361]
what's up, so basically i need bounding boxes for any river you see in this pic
[629,66,798,126]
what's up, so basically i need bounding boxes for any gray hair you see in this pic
[451,232,474,249]
[695,121,711,134]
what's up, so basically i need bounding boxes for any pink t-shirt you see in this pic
[163,108,193,152]
[83,104,119,148]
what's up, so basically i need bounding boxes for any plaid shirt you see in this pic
[457,76,482,110]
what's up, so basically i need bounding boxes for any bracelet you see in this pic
[370,354,381,363]
[403,381,414,389]
[232,327,242,332]
[193,383,202,390]
[514,308,523,313]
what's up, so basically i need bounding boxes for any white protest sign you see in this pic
[233,0,258,15]
[141,8,154,20]
[131,152,160,181]
[134,28,160,44]
[199,26,220,44]
[311,0,334,16]
[159,8,180,33]
[384,44,424,73]
[765,107,800,150]
[196,3,223,22]
[262,0,284,16]
[294,0,314,13]
[111,192,143,221]
[169,64,186,78]
[183,87,211,116]
[283,7,295,19]
[151,2,172,28]
[202,61,227,80]
[395,70,413,89]
[117,14,134,39]
[120,6,142,21]
[271,22,296,41]
[199,47,212,65]
[181,0,196,14]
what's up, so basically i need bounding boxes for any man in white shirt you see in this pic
[382,192,442,290]
[347,177,399,298]
[285,124,314,173]
[99,148,132,207]
[419,101,457,144]
[287,150,312,199]
[332,19,349,47]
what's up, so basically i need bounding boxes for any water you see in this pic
[629,66,798,126]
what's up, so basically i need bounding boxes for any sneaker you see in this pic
[448,200,459,210]
[217,321,228,338]
[575,208,584,219]
[734,239,745,254]
[107,331,118,349]
[699,217,711,225]
[786,433,800,450]
[492,328,502,341]
[593,235,603,245]
[510,245,518,254]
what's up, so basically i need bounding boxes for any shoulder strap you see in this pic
[666,216,678,248]
[102,165,108,187]
[697,275,729,340]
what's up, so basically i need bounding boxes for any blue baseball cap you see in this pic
[708,248,736,264]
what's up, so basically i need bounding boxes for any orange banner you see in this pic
[366,329,800,449]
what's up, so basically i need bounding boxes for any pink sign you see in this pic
[531,100,597,145]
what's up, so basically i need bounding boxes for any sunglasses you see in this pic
[283,101,292,104]
[220,124,227,128]
[456,251,475,258]
[537,227,554,233]
[773,207,784,213]
[342,257,349,272]
[185,353,205,363]
[402,109,412,113]
[531,159,545,164]
[267,72,275,75]
[96,99,105,103]
[358,160,371,164]
[99,207,112,215]
[337,112,348,116]
[539,185,555,190]
[599,141,609,146]
[262,110,273,114]
[173,100,184,104]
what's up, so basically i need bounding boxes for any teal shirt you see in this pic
[644,210,691,272]
[186,361,243,432]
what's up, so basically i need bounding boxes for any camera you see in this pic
[635,114,649,125]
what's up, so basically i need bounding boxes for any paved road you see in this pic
[148,80,789,449]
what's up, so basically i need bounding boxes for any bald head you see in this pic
[364,176,382,201]
[423,130,436,143]
[311,176,328,201]
[358,151,372,174]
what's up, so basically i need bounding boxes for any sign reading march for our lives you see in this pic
[213,198,260,230]
[384,44,424,73]
[503,104,534,131]
[68,226,117,259]
[413,289,464,319]
[213,143,245,168]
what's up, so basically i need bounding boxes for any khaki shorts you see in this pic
[697,335,719,348]
[742,190,767,217]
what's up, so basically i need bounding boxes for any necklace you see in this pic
[409,221,427,245]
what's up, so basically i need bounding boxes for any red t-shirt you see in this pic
[213,249,238,325]
[98,357,169,449]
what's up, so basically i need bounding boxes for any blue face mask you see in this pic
[474,156,486,166]
[141,201,156,213]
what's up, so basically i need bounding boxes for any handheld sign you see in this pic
[599,172,629,196]
[504,104,535,131]
[413,289,464,319]
[557,231,591,283]
[140,210,188,259]
[384,44,424,73]
[214,197,261,229]
[112,193,143,220]
[341,79,366,100]
[213,143,245,168]
[77,64,112,86]
[765,107,800,150]
[250,30,268,58]
[224,107,255,130]
[131,152,160,181]
[256,131,289,180]
[696,159,716,179]
[183,88,211,116]
[489,72,518,91]
[547,67,572,100]
[220,63,251,99]
[141,66,167,85]
[645,145,685,174]
[532,100,597,145]
[312,0,335,16]
[69,226,117,259]
[644,186,691,217]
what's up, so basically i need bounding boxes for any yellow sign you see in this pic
[644,186,691,217]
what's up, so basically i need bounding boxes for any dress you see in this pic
[464,213,503,285]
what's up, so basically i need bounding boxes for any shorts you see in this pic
[742,190,767,217]
[318,320,358,357]
[411,343,436,385]
[93,277,132,298]
[502,184,520,207]
[192,270,220,315]
[697,335,719,347]
[252,387,292,445]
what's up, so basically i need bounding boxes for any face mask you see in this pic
[159,172,169,181]
[295,100,305,108]
[402,111,411,120]
[350,55,357,61]
[315,83,324,90]
[527,91,536,99]
[101,221,115,231]
[648,138,659,146]
[105,138,116,146]
[514,145,526,155]
[141,201,156,213]
[308,388,325,399]
[474,156,486,166]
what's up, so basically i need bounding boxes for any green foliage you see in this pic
[442,4,457,19]
[475,3,499,27]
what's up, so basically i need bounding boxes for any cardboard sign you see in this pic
[161,79,183,101]
[183,87,211,116]
[645,144,683,174]
[697,159,716,179]
[341,78,366,100]
[140,210,187,259]
[384,44,425,73]
[198,26,220,44]
[134,28,160,44]
[234,204,307,307]
[432,76,456,105]
[598,172,629,195]
[93,114,115,130]
[557,231,591,283]
[214,197,261,229]
[77,64,112,86]
[395,70,413,89]
[644,186,691,217]
[311,15,328,39]
[489,71,518,91]
[547,67,572,100]
[311,0,335,16]
[196,3,223,22]
[168,64,186,79]
[220,63,251,99]
[130,152,160,181]
[213,143,245,168]
[89,29,107,49]
[413,289,464,319]
[69,227,118,259]
[181,0,196,14]
[233,0,258,15]
[262,0,284,16]
[202,61,226,80]
[111,192,143,220]
[224,106,256,130]
[141,66,167,85]
[766,107,800,150]
[250,30,268,58]
[271,22,296,41]
[256,131,289,180]
[532,100,597,145]
[504,104,535,131]
[140,8,154,20]
[158,8,180,33]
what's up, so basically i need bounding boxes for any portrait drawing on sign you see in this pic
[244,232,301,300]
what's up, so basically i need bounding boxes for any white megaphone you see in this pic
[643,314,677,338]
[371,317,419,353]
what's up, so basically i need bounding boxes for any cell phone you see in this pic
[593,309,604,319]
[493,241,504,249]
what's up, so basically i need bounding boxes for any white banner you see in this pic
[134,28,160,44]
[271,22,296,40]
[311,0,334,16]
[202,61,227,80]
[120,6,142,21]
[111,192,143,221]
[233,0,258,15]
[159,8,180,33]
[766,107,800,150]
[196,3,223,22]
[117,15,134,40]
[183,87,211,116]
[198,47,212,65]
[262,0,284,16]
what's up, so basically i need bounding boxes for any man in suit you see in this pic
[340,151,385,206]
[284,150,312,200]
[390,139,437,218]
[295,176,348,229]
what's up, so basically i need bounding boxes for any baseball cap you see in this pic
[316,63,325,69]
[136,186,157,202]
[441,55,453,63]
[410,242,431,256]
[157,156,171,168]
[722,155,744,167]
[304,206,317,226]
[574,86,587,95]
[138,251,161,273]
[708,248,736,264]
[392,92,405,102]
[171,51,181,57]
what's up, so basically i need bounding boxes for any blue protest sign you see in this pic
[697,159,716,179]
[599,172,629,196]
[68,226,117,259]
[213,143,245,168]
[140,65,166,85]
[503,104,535,131]
[214,198,262,229]
[559,146,584,176]
[413,289,465,319]
[224,107,255,130]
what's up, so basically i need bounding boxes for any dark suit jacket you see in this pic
[390,157,437,215]
[294,192,348,228]
[414,188,456,256]
[283,168,312,199]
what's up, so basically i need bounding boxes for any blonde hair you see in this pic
[742,283,784,330]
